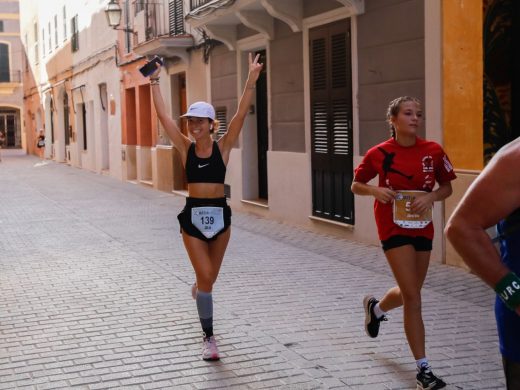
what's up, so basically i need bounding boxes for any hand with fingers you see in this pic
[372,187,397,204]
[246,52,263,88]
[411,192,435,215]
[149,62,162,80]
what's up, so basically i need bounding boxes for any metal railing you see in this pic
[133,0,186,41]
[188,0,235,18]
[0,71,22,83]
[190,0,214,10]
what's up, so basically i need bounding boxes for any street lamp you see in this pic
[104,0,135,34]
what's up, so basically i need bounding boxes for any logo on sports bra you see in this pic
[198,163,209,168]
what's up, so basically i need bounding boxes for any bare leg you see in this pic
[182,228,230,292]
[379,245,431,360]
[379,247,430,312]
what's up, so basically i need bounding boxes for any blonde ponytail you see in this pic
[210,119,220,134]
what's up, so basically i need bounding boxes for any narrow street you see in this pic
[0,151,505,389]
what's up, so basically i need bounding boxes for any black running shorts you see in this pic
[381,235,432,252]
[177,197,231,242]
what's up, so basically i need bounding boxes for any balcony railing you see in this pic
[0,70,22,83]
[190,0,213,10]
[134,0,187,43]
[188,0,236,18]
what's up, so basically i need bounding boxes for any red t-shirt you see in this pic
[354,137,457,241]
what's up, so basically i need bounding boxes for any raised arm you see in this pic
[219,53,263,157]
[148,64,191,158]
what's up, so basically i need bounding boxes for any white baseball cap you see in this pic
[180,101,215,120]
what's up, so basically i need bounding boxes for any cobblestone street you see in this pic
[0,151,506,389]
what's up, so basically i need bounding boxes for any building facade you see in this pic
[18,0,516,267]
[179,0,450,258]
[20,0,122,176]
[117,0,207,192]
[0,0,23,149]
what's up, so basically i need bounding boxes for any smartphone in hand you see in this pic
[139,56,163,77]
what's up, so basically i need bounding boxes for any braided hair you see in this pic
[386,96,421,138]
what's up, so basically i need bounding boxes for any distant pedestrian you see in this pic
[351,96,456,389]
[0,131,5,162]
[147,53,263,361]
[36,129,45,160]
[445,137,520,390]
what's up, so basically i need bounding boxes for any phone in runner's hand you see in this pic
[139,56,164,77]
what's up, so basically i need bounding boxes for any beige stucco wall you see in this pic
[226,147,244,202]
[265,151,311,225]
[152,145,174,192]
[122,144,137,181]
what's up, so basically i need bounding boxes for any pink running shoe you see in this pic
[202,336,220,361]
[191,283,197,299]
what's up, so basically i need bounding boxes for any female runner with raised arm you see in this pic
[147,53,263,360]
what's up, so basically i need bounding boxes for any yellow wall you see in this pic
[442,0,483,170]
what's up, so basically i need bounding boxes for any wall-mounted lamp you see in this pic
[104,0,136,34]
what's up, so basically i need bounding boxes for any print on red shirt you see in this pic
[354,137,457,241]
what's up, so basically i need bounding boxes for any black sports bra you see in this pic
[185,141,226,184]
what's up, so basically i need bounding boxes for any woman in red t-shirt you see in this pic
[352,96,456,389]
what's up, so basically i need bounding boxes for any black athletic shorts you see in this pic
[177,197,231,242]
[381,235,432,252]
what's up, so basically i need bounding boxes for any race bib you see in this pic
[393,191,432,229]
[191,207,225,238]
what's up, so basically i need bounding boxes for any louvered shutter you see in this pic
[309,20,354,224]
[215,107,227,140]
[0,44,9,82]
[169,0,185,36]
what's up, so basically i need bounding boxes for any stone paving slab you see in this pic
[0,152,506,389]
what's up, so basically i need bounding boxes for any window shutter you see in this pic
[215,107,227,140]
[0,44,9,82]
[309,19,354,224]
[330,31,352,158]
[310,36,329,155]
[169,0,185,36]
[71,15,78,52]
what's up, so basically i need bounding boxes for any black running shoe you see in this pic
[416,365,446,389]
[363,295,387,338]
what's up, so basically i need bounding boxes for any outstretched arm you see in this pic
[445,139,520,314]
[219,53,263,158]
[148,64,191,158]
